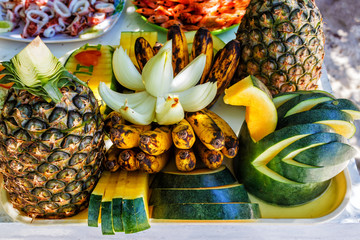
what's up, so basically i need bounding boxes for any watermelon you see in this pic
[152,203,261,220]
[149,183,250,206]
[151,165,236,189]
[234,123,333,205]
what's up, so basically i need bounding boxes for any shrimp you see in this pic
[136,8,155,16]
[148,14,169,24]
[135,0,250,32]
[154,5,173,16]
[179,12,202,24]
[160,19,182,28]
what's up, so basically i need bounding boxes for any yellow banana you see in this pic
[172,119,196,149]
[103,111,124,134]
[137,149,170,173]
[167,24,189,76]
[110,124,151,149]
[118,148,140,171]
[175,147,196,172]
[202,109,239,158]
[135,37,155,72]
[185,111,225,151]
[191,27,213,84]
[103,145,121,172]
[139,126,173,155]
[205,39,241,107]
[194,140,223,170]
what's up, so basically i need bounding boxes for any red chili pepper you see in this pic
[74,50,102,66]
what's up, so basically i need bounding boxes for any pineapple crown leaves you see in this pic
[0,61,86,103]
[0,37,87,103]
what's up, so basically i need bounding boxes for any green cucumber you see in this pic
[152,203,261,220]
[151,165,236,189]
[149,183,250,206]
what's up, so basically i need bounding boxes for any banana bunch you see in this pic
[103,108,239,173]
[103,113,172,173]
[177,109,239,171]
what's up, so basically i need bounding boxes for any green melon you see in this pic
[234,122,332,205]
[277,109,356,139]
[276,93,334,119]
[312,98,360,120]
[88,172,112,227]
[152,203,261,220]
[273,90,334,108]
[149,183,250,206]
[151,165,236,189]
[266,134,354,183]
[294,141,357,166]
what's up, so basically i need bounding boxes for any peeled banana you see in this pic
[135,37,155,72]
[139,126,173,155]
[202,109,239,158]
[137,150,170,173]
[110,124,151,149]
[185,111,225,151]
[175,147,196,172]
[172,119,196,149]
[195,140,224,170]
[191,27,213,84]
[167,24,189,76]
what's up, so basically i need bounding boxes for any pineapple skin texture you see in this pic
[0,81,105,219]
[235,0,325,95]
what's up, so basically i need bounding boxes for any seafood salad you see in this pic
[0,0,118,38]
[133,0,250,31]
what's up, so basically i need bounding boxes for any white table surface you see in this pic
[0,1,360,239]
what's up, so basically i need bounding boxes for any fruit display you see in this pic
[224,76,358,205]
[0,0,359,235]
[235,0,325,95]
[0,37,105,218]
[133,0,250,32]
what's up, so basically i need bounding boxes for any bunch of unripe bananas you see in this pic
[103,109,239,173]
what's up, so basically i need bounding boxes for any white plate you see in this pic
[0,0,125,43]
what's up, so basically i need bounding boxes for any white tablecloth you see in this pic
[0,1,359,239]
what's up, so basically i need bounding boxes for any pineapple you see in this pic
[0,37,105,218]
[235,0,325,95]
